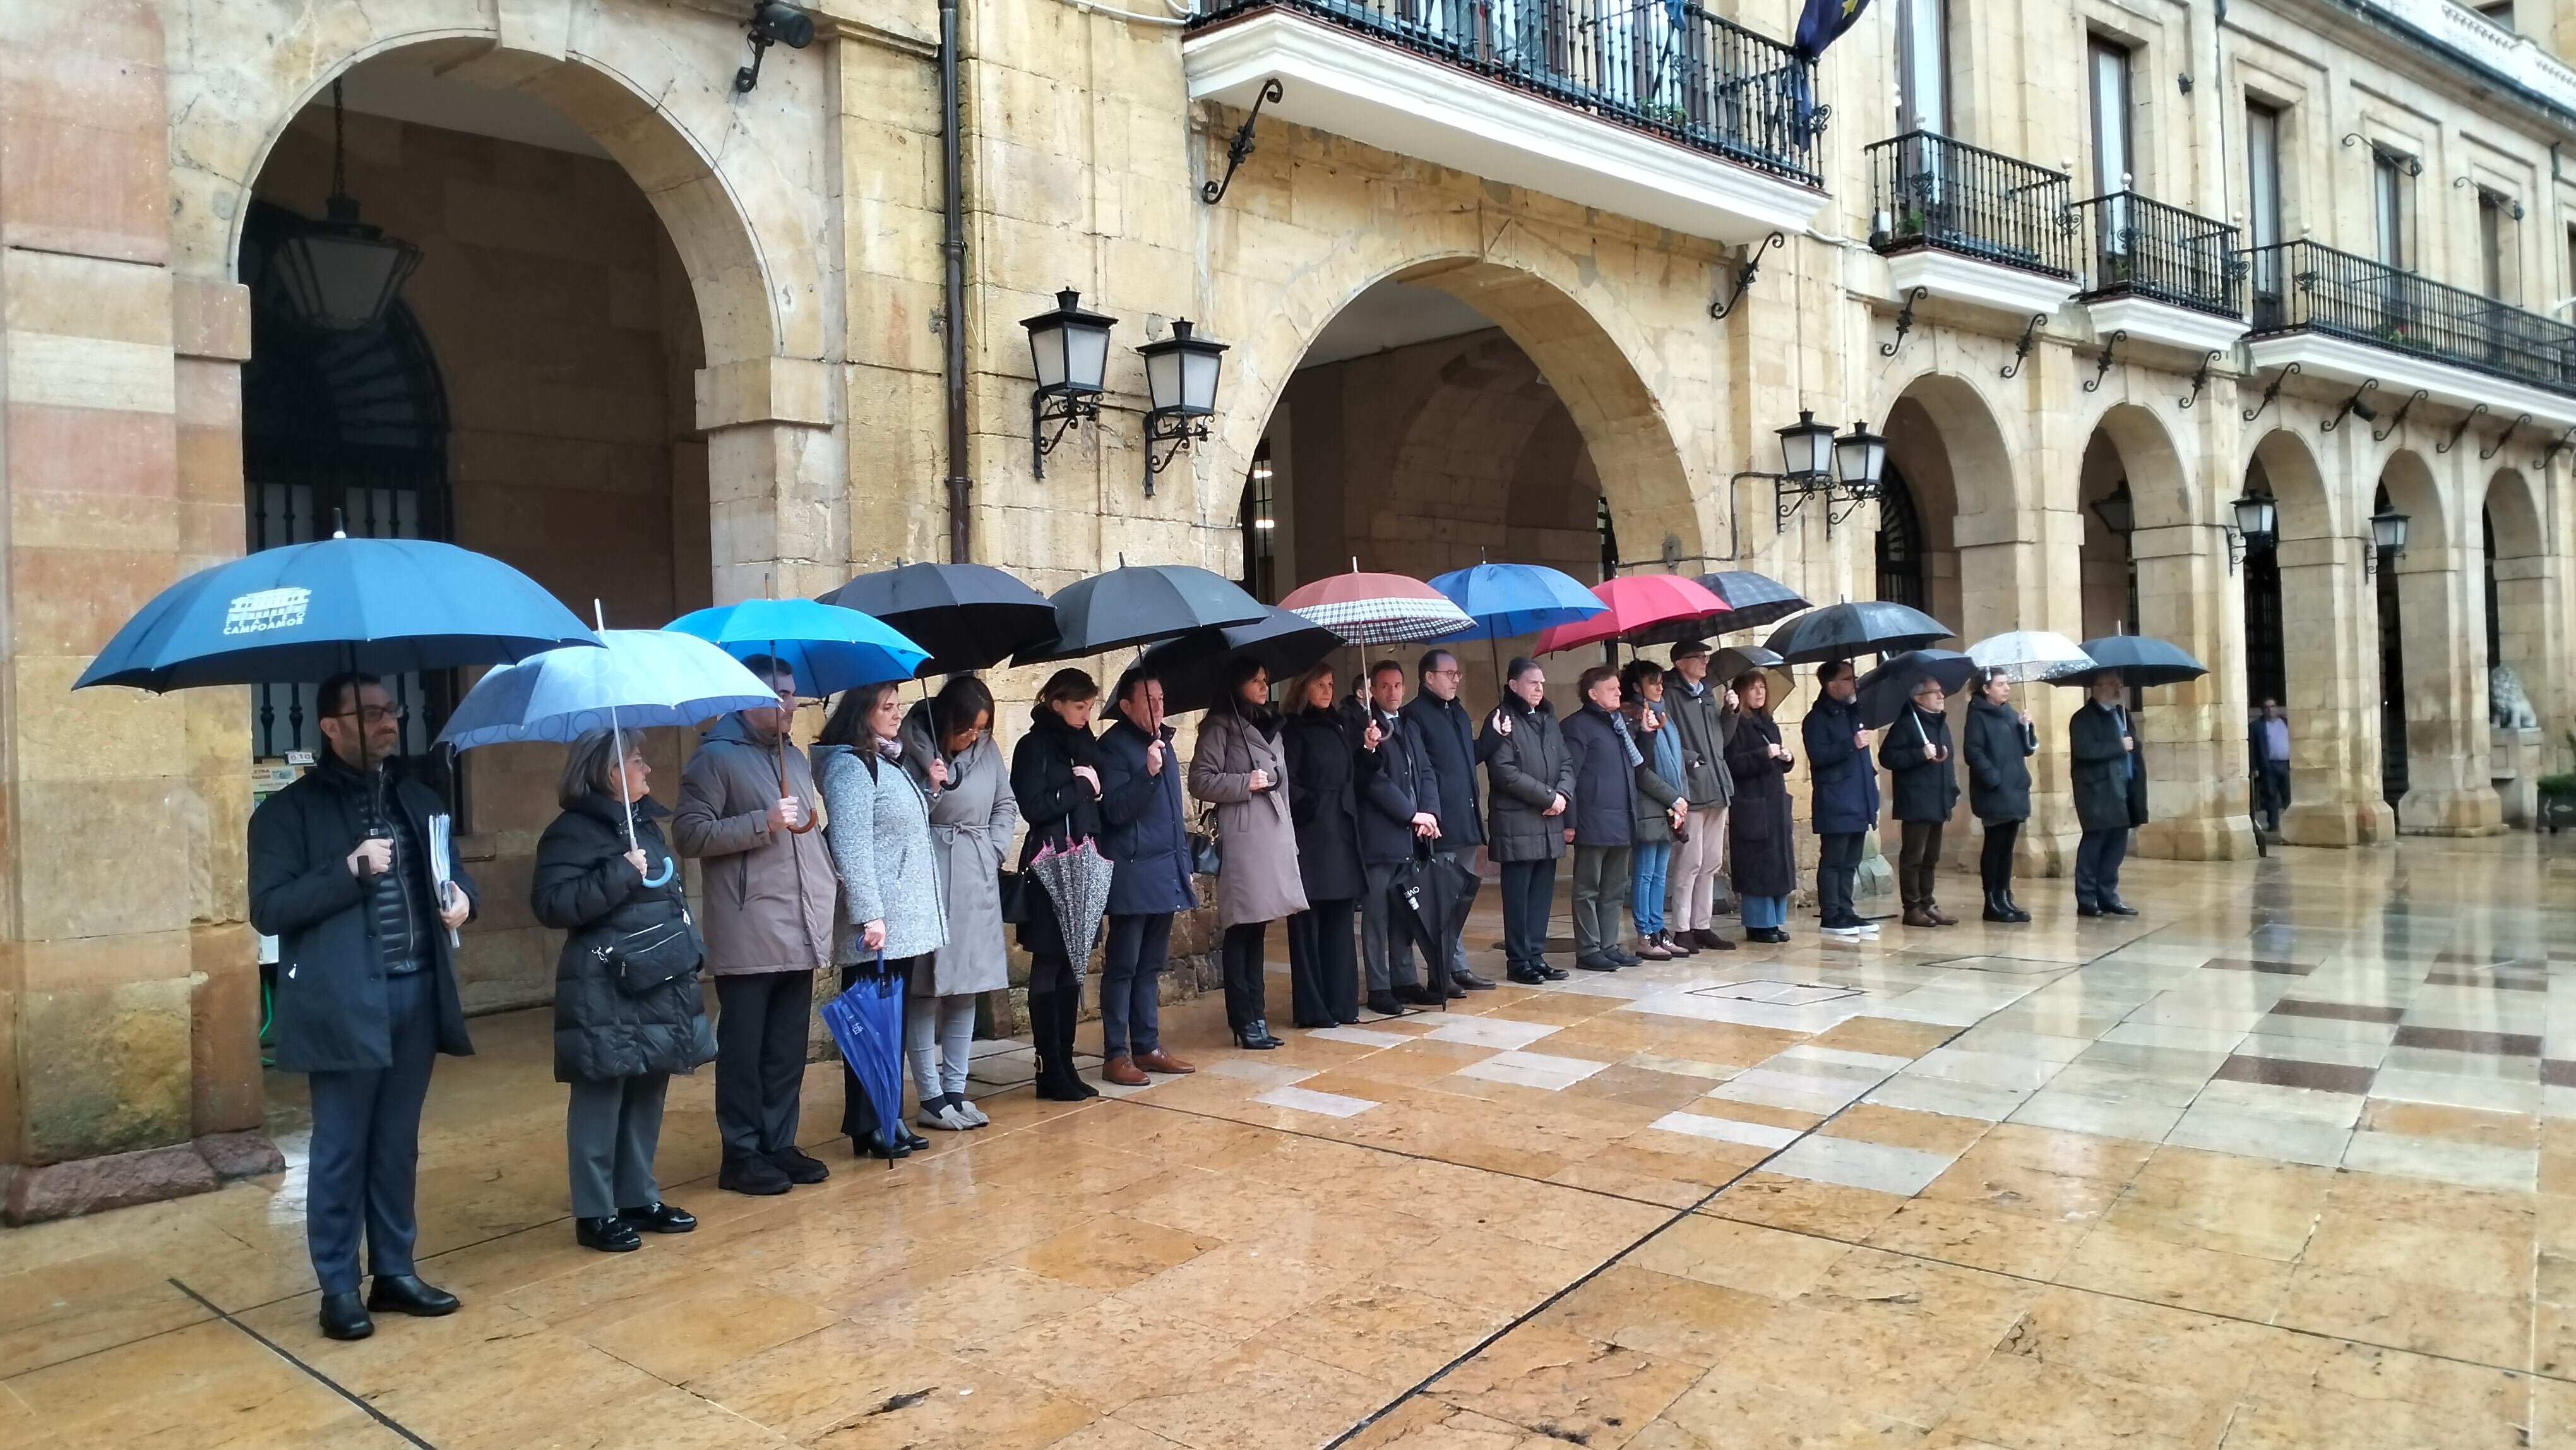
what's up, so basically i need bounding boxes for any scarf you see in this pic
[1604,707,1644,768]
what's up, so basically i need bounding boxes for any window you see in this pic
[1875,469,1928,611]
[1897,0,1948,136]
[2090,39,2135,198]
[2476,188,2519,303]
[1596,494,1620,581]
[2476,1,2515,30]
[1239,440,1277,604]
[2247,102,2284,320]
[2373,148,2409,270]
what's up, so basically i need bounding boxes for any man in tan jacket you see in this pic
[674,656,838,1195]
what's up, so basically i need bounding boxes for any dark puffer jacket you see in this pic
[1563,702,1680,848]
[530,794,713,1084]
[2070,698,2149,832]
[1724,710,1798,899]
[1962,695,2035,824]
[1879,704,1959,824]
[1097,712,1195,915]
[1479,695,1574,862]
[1803,690,1881,836]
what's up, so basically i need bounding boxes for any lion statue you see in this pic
[2491,666,2540,730]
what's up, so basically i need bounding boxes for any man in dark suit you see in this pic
[2069,671,2147,916]
[1357,659,1443,1014]
[249,673,477,1342]
[1802,660,1881,941]
[1400,649,1490,993]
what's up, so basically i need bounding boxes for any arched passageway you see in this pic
[2378,452,2501,834]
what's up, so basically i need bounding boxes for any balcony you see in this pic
[2243,239,2576,426]
[1867,131,2080,317]
[1183,0,1827,243]
[2071,191,2248,354]
[2354,0,2576,116]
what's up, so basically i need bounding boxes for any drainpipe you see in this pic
[941,0,972,563]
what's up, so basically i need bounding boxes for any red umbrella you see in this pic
[1281,566,1473,646]
[1532,575,1731,655]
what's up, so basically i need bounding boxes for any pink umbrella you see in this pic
[1532,575,1731,656]
[1282,566,1474,646]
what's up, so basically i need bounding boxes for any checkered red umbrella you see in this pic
[1532,574,1731,655]
[1281,568,1474,646]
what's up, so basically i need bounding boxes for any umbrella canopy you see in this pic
[666,599,927,697]
[1531,575,1731,655]
[1426,563,1608,641]
[1710,644,1794,701]
[1016,564,1268,665]
[820,967,909,1168]
[1628,570,1811,645]
[1969,630,2096,683]
[1762,599,1952,664]
[1282,568,1474,647]
[75,535,596,692]
[2048,635,2209,688]
[1854,649,1981,729]
[1137,606,1343,716]
[436,630,778,750]
[1027,837,1115,972]
[818,562,1056,676]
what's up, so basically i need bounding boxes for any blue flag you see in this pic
[1794,0,1871,59]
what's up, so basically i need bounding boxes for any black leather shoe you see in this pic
[1610,949,1644,967]
[720,1153,792,1194]
[576,1216,642,1252]
[367,1274,459,1317]
[1983,890,2013,923]
[2101,898,2139,916]
[1397,983,1448,1007]
[319,1291,373,1341]
[898,1127,933,1151]
[1366,991,1410,1017]
[768,1147,830,1184]
[856,1129,910,1161]
[1453,972,1497,991]
[1233,1023,1283,1050]
[1441,981,1469,1000]
[1506,966,1549,985]
[1575,954,1619,972]
[619,1201,696,1233]
[2077,902,2102,918]
[1539,964,1570,980]
[2005,893,2032,923]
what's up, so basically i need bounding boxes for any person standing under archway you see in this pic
[1881,677,1958,928]
[1963,668,2035,923]
[1481,658,1575,985]
[1804,661,1880,941]
[2069,671,2144,916]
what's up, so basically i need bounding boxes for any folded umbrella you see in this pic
[2046,633,2208,688]
[819,961,909,1170]
[1853,649,1980,730]
[1531,575,1730,655]
[1418,849,1482,1002]
[1968,630,2095,683]
[818,562,1056,676]
[1016,563,1268,665]
[665,598,928,697]
[1628,570,1810,645]
[1762,599,1951,664]
[1026,836,1116,973]
[1283,567,1475,647]
[1381,848,1450,1012]
[1138,606,1343,716]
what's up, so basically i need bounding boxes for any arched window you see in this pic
[2239,468,2284,709]
[1875,467,1928,610]
[2376,482,2407,807]
[1240,440,1277,603]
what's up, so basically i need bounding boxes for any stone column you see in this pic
[2274,535,2395,846]
[2132,519,2258,860]
[2392,543,2505,835]
[699,357,848,602]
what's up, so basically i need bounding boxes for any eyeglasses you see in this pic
[335,704,408,726]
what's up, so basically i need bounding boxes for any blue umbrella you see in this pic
[75,534,596,692]
[665,599,928,697]
[820,961,909,1169]
[1427,563,1609,640]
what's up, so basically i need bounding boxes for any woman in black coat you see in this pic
[1722,673,1798,944]
[530,729,712,1253]
[1880,678,1959,929]
[1010,669,1106,1101]
[1282,662,1364,1027]
[1962,668,2036,923]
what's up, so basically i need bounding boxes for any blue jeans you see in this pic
[306,969,438,1295]
[1741,895,1787,930]
[2075,829,2129,906]
[1630,842,1671,937]
[1100,912,1169,1059]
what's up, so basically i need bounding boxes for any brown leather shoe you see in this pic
[1901,906,1940,928]
[1134,1049,1196,1075]
[1101,1055,1149,1087]
[1926,902,1958,926]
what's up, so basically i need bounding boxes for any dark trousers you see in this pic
[1897,821,1943,907]
[2258,762,2291,828]
[1979,820,2021,893]
[566,1072,668,1219]
[1221,921,1269,1034]
[1360,861,1421,992]
[2075,829,2129,907]
[1816,831,1864,924]
[1500,858,1558,971]
[306,969,438,1295]
[713,969,812,1161]
[838,957,915,1141]
[1100,913,1169,1059]
[1285,899,1359,1026]
[1432,846,1473,981]
[1570,844,1631,958]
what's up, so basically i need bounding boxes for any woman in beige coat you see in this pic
[1189,656,1306,1049]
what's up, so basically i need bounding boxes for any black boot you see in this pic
[2004,889,2032,923]
[1983,888,2013,923]
[319,1291,373,1341]
[1030,994,1083,1101]
[1051,992,1097,1099]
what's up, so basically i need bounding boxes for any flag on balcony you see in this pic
[1794,0,1871,59]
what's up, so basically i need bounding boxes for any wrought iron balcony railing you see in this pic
[1867,130,2076,279]
[2072,191,2243,318]
[2246,239,2576,395]
[1188,0,1825,186]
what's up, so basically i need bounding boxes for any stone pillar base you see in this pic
[2135,817,2260,861]
[2281,799,2398,847]
[2,1130,283,1226]
[2398,786,2508,837]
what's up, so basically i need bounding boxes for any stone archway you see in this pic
[2483,468,2558,753]
[2250,428,2394,846]
[2378,450,2501,834]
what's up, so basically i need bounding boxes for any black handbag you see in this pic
[594,911,703,997]
[1190,829,1222,877]
[999,868,1033,925]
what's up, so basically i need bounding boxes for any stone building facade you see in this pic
[0,0,2568,1213]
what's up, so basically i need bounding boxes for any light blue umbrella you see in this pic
[438,628,780,881]
[665,598,928,697]
[1428,563,1609,641]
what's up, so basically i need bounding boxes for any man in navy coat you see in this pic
[1801,660,1881,941]
[1095,668,1198,1084]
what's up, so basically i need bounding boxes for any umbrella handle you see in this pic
[641,857,676,889]
[775,739,820,834]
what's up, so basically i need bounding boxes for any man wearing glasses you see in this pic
[1401,649,1493,993]
[249,673,476,1342]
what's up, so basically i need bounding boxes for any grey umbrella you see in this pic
[1762,600,1952,664]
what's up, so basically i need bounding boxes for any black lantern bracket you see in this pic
[1032,390,1100,479]
[1142,410,1208,497]
[734,3,816,93]
[2177,351,2221,410]
[1710,231,1786,320]
[2537,426,2576,470]
[2320,378,2379,433]
[2080,330,2125,393]
[2438,402,2490,455]
[2372,387,2428,443]
[1880,287,1928,357]
[1201,79,1283,205]
[2481,411,2531,462]
[2000,313,2047,380]
[2241,361,2299,424]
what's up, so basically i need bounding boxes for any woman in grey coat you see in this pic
[1190,656,1306,1049]
[898,676,1015,1129]
[815,681,950,1153]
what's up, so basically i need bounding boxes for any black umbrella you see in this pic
[1628,570,1812,645]
[2047,634,2209,688]
[1854,649,1980,729]
[1015,563,1268,665]
[1762,600,1952,664]
[818,562,1056,676]
[1138,606,1343,716]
